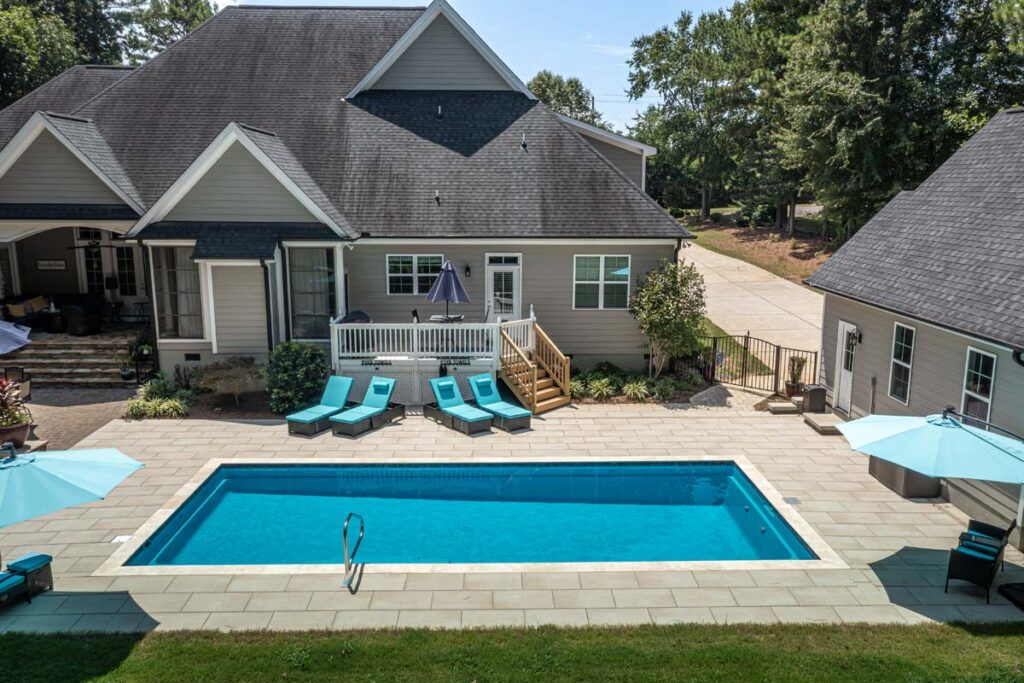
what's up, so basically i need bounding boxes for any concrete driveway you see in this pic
[681,243,823,352]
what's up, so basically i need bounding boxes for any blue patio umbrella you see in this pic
[0,448,143,563]
[836,413,1024,484]
[425,260,471,317]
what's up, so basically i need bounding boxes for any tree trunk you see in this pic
[787,197,797,234]
[700,183,711,220]
[775,201,786,230]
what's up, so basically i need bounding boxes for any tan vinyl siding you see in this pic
[372,15,511,91]
[212,265,268,355]
[579,134,644,187]
[0,130,121,204]
[345,242,674,367]
[165,142,316,222]
[156,342,213,375]
[820,293,1024,539]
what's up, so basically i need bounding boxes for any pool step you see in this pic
[768,401,799,415]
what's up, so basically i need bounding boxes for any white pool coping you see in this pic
[96,455,846,576]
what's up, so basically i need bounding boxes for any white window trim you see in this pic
[887,322,915,405]
[148,244,209,345]
[286,246,342,343]
[961,346,997,427]
[572,254,631,311]
[385,253,444,296]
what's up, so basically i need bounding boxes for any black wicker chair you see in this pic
[946,535,1008,603]
[62,304,102,336]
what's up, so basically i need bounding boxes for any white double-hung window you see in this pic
[387,255,443,295]
[961,347,996,428]
[573,255,630,310]
[887,323,915,404]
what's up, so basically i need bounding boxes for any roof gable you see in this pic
[132,122,353,238]
[347,0,533,98]
[0,112,141,211]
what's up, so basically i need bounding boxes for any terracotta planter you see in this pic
[0,421,31,448]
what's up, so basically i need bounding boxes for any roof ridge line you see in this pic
[43,111,92,124]
[235,122,277,137]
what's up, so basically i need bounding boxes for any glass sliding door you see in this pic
[151,247,203,339]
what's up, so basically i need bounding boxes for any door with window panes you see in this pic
[74,228,147,314]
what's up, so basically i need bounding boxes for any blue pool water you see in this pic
[127,462,815,566]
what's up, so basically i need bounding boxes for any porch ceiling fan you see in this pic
[66,240,118,252]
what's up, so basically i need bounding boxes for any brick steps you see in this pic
[2,333,139,387]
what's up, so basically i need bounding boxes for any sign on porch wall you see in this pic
[35,260,66,271]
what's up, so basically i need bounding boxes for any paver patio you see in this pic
[1,387,1021,632]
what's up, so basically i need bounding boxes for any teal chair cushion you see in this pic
[363,378,396,410]
[331,405,382,425]
[7,553,52,573]
[446,404,493,423]
[485,400,531,419]
[321,376,354,409]
[954,546,997,561]
[287,404,341,424]
[0,571,25,593]
[430,377,464,410]
[468,374,500,406]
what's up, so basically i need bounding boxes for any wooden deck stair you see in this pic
[498,322,571,414]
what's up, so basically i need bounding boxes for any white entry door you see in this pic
[834,320,858,414]
[74,228,148,313]
[485,253,522,322]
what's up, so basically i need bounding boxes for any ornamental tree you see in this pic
[630,259,706,378]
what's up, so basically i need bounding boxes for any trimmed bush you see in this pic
[264,342,329,414]
[587,377,617,401]
[123,374,194,419]
[194,357,264,407]
[621,380,652,402]
[568,377,587,399]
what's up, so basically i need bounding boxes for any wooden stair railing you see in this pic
[498,321,571,414]
[499,329,537,412]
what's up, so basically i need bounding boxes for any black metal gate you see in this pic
[677,334,818,394]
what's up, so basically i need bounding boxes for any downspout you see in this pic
[281,246,291,341]
[141,243,160,372]
[260,259,273,352]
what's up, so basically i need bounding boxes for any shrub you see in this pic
[709,211,724,223]
[630,260,707,377]
[587,377,616,401]
[195,357,264,407]
[652,377,680,402]
[123,375,194,419]
[788,355,808,385]
[668,207,687,218]
[265,342,329,414]
[621,380,652,402]
[568,377,587,399]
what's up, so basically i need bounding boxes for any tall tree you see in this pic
[4,0,125,64]
[0,5,77,107]
[996,0,1024,53]
[528,70,609,128]
[123,0,213,64]
[628,11,744,219]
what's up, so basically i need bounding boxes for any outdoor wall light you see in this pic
[464,265,472,278]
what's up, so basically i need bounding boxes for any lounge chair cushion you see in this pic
[363,378,396,410]
[468,374,530,418]
[321,376,354,409]
[430,378,464,410]
[0,571,25,593]
[953,546,996,561]
[331,405,382,425]
[6,553,52,574]
[446,404,493,423]
[287,404,342,424]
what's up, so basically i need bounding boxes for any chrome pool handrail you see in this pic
[343,512,364,588]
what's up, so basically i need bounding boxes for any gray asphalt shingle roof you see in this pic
[807,109,1024,349]
[0,6,685,240]
[139,221,336,260]
[0,65,133,146]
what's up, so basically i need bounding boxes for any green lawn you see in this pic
[3,624,1024,682]
[702,319,773,377]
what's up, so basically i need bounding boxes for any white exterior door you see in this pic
[74,228,147,311]
[834,320,858,414]
[485,253,522,321]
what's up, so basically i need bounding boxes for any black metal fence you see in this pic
[677,334,818,394]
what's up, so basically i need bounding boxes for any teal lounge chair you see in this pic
[467,373,531,432]
[287,376,354,436]
[0,571,27,609]
[330,377,405,437]
[424,376,493,435]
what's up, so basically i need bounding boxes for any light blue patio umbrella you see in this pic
[0,448,143,563]
[836,412,1024,484]
[425,260,471,317]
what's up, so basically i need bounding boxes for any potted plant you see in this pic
[133,343,153,360]
[118,353,136,381]
[0,378,32,447]
[785,356,808,397]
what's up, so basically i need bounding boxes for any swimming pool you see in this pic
[126,461,816,567]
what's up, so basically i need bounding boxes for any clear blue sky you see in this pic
[218,0,730,131]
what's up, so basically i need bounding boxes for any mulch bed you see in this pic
[188,391,279,420]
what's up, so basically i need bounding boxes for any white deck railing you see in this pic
[330,306,536,368]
